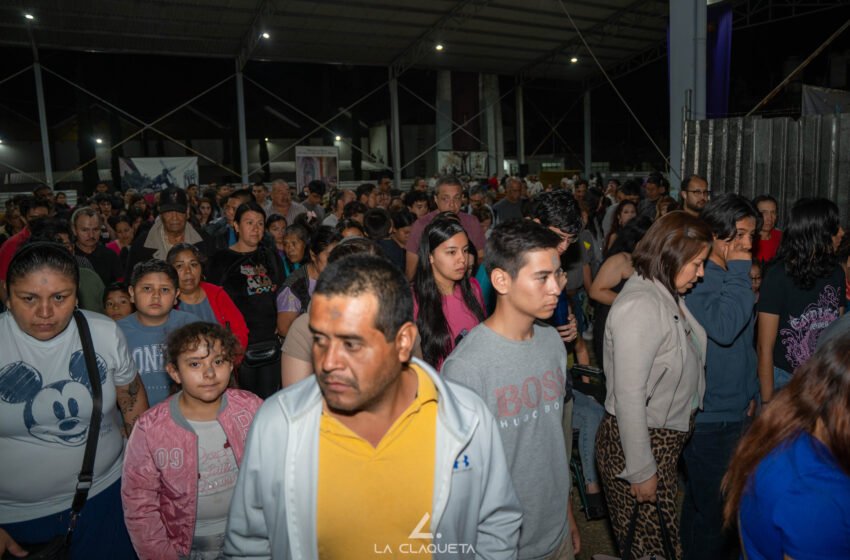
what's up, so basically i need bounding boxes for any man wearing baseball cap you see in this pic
[125,186,212,277]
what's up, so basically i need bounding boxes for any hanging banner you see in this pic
[119,157,198,191]
[802,84,850,115]
[295,146,339,192]
[438,150,488,177]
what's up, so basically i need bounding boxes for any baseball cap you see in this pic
[158,186,188,213]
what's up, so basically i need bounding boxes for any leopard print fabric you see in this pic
[595,413,693,560]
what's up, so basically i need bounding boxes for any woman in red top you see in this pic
[752,195,782,263]
[166,243,250,358]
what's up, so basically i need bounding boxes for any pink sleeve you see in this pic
[121,421,181,560]
[106,241,121,255]
[406,217,427,254]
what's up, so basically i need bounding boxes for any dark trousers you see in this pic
[680,420,746,560]
[3,478,136,560]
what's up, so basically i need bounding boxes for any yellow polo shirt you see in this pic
[316,364,438,559]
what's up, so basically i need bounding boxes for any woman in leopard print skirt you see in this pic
[595,212,712,560]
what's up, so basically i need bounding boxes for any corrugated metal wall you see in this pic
[682,114,850,224]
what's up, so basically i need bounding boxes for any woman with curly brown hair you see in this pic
[722,331,850,560]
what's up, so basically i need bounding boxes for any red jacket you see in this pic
[121,389,263,560]
[177,282,250,355]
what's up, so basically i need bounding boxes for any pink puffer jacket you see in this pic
[121,389,263,559]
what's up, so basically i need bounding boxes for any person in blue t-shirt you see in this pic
[722,330,850,560]
[118,259,201,406]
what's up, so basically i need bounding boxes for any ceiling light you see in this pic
[570,56,578,64]
[435,44,444,51]
[0,139,4,144]
[264,137,269,142]
[95,138,103,144]
[261,32,270,39]
[24,13,34,20]
[334,135,341,142]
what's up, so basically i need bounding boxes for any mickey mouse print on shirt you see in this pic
[0,350,107,447]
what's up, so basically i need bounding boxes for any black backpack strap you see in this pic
[68,310,103,532]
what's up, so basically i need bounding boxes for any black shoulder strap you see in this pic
[70,310,103,519]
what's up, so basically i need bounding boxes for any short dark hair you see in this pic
[93,193,113,205]
[327,237,385,263]
[363,209,392,240]
[680,174,705,192]
[404,190,429,207]
[306,180,326,197]
[129,259,179,289]
[308,226,342,260]
[391,210,417,230]
[343,201,368,220]
[631,212,713,298]
[18,196,51,218]
[225,189,254,207]
[103,282,131,306]
[28,216,73,244]
[314,254,413,340]
[528,190,582,235]
[108,214,132,231]
[335,219,366,236]
[700,193,762,241]
[234,201,266,224]
[265,214,287,231]
[355,183,376,199]
[752,194,777,208]
[165,322,240,367]
[7,241,79,289]
[485,220,561,278]
[619,179,642,198]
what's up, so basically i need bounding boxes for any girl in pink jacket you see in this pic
[122,322,263,560]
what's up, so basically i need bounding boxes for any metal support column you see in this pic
[235,60,249,184]
[516,83,526,166]
[436,70,453,152]
[480,74,503,177]
[33,61,53,186]
[389,68,402,190]
[583,90,592,176]
[669,0,706,177]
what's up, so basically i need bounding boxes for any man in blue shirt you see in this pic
[680,193,761,560]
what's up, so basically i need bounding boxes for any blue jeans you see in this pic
[681,420,748,560]
[773,365,793,393]
[572,391,605,485]
[566,290,587,334]
[2,478,136,560]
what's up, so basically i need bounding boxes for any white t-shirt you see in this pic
[188,418,238,537]
[0,310,138,523]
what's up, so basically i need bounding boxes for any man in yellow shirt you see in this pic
[225,254,522,559]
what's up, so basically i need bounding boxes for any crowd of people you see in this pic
[0,171,848,560]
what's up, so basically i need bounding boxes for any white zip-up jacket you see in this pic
[224,358,522,559]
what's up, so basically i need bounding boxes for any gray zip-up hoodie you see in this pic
[224,358,523,559]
